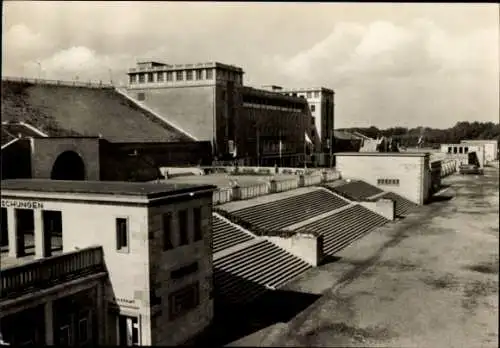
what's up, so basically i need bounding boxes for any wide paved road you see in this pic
[263,168,499,347]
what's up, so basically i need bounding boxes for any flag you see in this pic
[304,132,313,144]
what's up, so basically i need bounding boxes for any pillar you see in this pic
[270,180,277,193]
[44,300,54,345]
[34,210,48,259]
[7,208,18,258]
[232,186,241,201]
[96,283,106,344]
[299,174,305,187]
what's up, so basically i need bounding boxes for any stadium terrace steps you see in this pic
[1,80,189,142]
[227,189,350,231]
[324,180,384,201]
[295,204,389,256]
[379,192,418,217]
[213,240,311,305]
[212,214,256,254]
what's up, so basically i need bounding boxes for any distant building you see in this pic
[440,143,485,168]
[0,179,217,346]
[125,61,316,167]
[459,140,498,163]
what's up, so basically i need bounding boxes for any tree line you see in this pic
[338,121,500,148]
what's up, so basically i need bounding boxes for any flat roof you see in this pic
[1,179,216,199]
[335,152,429,157]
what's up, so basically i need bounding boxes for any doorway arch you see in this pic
[50,151,86,180]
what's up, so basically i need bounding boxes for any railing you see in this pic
[213,188,232,205]
[275,178,299,192]
[240,183,270,199]
[1,246,105,300]
[2,76,114,89]
[304,174,322,186]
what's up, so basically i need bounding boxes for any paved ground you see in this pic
[231,168,499,347]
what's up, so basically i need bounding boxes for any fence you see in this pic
[1,246,105,299]
[240,183,270,199]
[304,174,323,186]
[441,159,458,178]
[213,188,232,205]
[2,76,114,89]
[275,178,299,192]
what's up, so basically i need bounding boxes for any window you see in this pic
[59,325,72,345]
[171,262,199,279]
[138,74,145,83]
[157,72,164,82]
[116,218,129,252]
[166,71,173,81]
[193,208,202,241]
[176,71,184,81]
[129,75,137,84]
[206,69,213,79]
[178,210,188,245]
[147,73,154,83]
[150,286,162,306]
[137,93,145,101]
[196,69,203,80]
[377,178,400,186]
[314,91,319,98]
[1,208,8,247]
[310,105,315,112]
[459,147,463,154]
[162,213,173,251]
[448,147,452,153]
[78,318,89,344]
[168,282,200,320]
[464,147,469,154]
[453,147,457,154]
[118,316,139,346]
[306,91,312,98]
[186,70,193,80]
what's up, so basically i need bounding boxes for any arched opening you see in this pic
[50,151,86,180]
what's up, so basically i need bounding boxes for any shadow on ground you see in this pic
[190,270,321,346]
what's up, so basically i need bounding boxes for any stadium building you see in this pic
[124,61,318,167]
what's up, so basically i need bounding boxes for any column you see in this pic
[7,208,18,258]
[34,210,47,259]
[96,283,106,344]
[44,300,54,345]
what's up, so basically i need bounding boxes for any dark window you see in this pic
[150,287,162,306]
[162,213,173,251]
[193,208,202,241]
[206,69,213,79]
[157,72,164,82]
[166,71,173,81]
[138,74,145,83]
[196,69,203,80]
[310,105,315,112]
[459,147,463,154]
[178,210,188,245]
[171,262,199,280]
[1,208,8,247]
[176,71,184,81]
[137,93,145,101]
[168,282,200,321]
[147,73,154,82]
[116,218,129,251]
[464,147,469,154]
[129,74,137,84]
[59,325,72,345]
[186,70,193,80]
[78,318,88,344]
[448,147,452,153]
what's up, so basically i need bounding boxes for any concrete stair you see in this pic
[214,240,311,305]
[295,204,389,255]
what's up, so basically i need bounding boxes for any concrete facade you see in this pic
[0,180,216,346]
[335,152,431,205]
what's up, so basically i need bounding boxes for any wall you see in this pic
[30,137,100,180]
[0,195,152,344]
[147,194,214,346]
[359,199,395,221]
[262,233,323,266]
[126,85,216,142]
[335,153,428,205]
[460,140,498,162]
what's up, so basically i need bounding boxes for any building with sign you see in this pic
[0,179,217,346]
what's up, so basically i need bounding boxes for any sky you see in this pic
[2,2,499,129]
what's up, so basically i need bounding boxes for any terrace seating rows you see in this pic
[227,189,349,231]
[213,240,311,305]
[325,180,384,201]
[212,215,255,254]
[296,204,389,255]
[378,192,417,217]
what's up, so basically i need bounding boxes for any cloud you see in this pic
[272,19,499,128]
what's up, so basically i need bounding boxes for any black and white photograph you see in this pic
[1,2,498,346]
